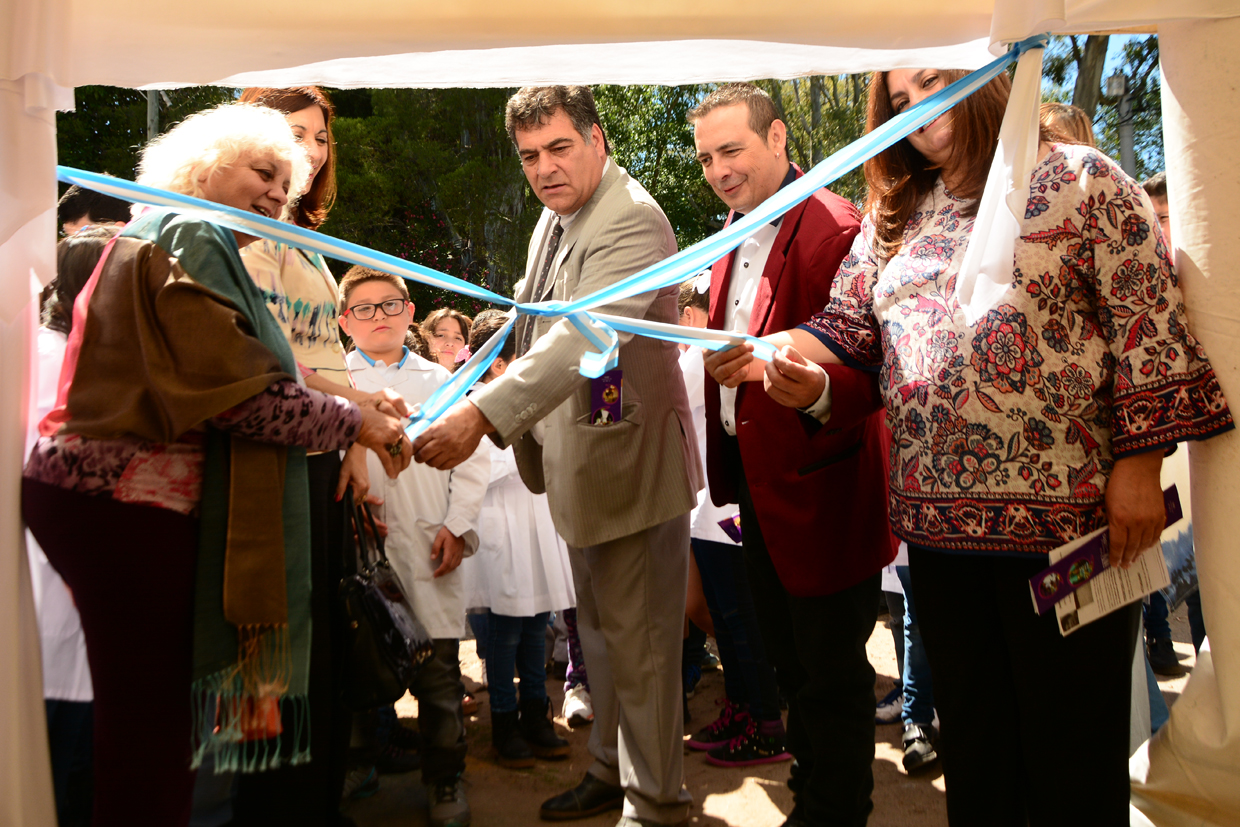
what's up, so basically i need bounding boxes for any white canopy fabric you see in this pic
[4,2,1240,825]
[5,1,1239,90]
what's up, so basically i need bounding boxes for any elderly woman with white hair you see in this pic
[22,103,410,827]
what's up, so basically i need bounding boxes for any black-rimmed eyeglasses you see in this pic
[344,299,409,320]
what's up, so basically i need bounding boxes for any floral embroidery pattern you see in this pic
[804,144,1233,553]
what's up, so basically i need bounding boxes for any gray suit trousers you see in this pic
[569,513,692,823]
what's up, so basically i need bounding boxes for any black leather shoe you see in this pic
[902,722,940,773]
[538,774,624,821]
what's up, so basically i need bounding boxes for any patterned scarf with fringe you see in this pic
[52,209,313,772]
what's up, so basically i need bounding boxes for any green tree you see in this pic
[758,75,869,208]
[1043,35,1163,180]
[57,86,235,182]
[327,87,539,315]
[595,84,718,246]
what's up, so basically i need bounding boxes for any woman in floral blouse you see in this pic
[706,69,1233,825]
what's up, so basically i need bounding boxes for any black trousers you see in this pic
[738,472,879,826]
[411,639,468,784]
[233,452,354,826]
[908,545,1141,827]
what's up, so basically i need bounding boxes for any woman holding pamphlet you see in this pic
[705,68,1233,825]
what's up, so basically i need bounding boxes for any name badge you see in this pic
[590,370,622,426]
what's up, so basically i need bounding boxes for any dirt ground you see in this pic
[346,602,1198,827]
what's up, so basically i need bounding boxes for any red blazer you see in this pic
[705,168,898,597]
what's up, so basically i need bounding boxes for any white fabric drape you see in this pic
[5,4,1240,826]
[954,41,1046,325]
[0,73,62,827]
[1130,16,1240,827]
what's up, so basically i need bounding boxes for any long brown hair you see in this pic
[238,87,337,229]
[863,70,1013,259]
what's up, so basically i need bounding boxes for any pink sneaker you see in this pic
[705,718,792,768]
[687,698,749,751]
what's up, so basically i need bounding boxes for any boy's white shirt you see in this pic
[347,347,490,638]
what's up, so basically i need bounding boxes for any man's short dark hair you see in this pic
[1142,171,1168,200]
[688,83,781,140]
[505,86,610,155]
[57,185,132,227]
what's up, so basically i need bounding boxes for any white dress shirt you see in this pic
[718,216,833,432]
[720,220,780,435]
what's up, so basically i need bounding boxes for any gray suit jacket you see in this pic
[471,161,701,548]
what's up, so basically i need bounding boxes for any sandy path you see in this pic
[347,602,1196,827]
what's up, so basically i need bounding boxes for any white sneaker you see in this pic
[562,684,594,728]
[342,765,379,801]
[427,777,471,827]
[874,689,904,725]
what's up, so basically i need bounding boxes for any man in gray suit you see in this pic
[412,86,700,827]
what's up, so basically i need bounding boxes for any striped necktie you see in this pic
[518,218,563,355]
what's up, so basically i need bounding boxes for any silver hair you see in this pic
[135,103,312,221]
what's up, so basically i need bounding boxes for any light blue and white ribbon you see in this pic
[57,33,1046,437]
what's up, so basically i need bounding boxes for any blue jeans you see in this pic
[1146,653,1170,733]
[1143,591,1173,640]
[895,566,935,726]
[884,590,905,692]
[486,611,551,714]
[1186,590,1207,653]
[691,538,781,721]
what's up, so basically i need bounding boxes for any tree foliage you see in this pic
[595,84,718,246]
[326,87,538,315]
[55,77,877,318]
[1043,35,1163,180]
[57,86,235,182]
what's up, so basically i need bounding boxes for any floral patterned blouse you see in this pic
[242,238,351,389]
[800,144,1233,555]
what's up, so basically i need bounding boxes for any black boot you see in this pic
[491,709,535,768]
[1148,638,1185,676]
[519,696,571,759]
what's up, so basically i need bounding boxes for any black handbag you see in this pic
[338,495,435,711]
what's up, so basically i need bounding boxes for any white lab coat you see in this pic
[27,327,93,701]
[679,346,740,546]
[347,349,490,639]
[461,438,575,617]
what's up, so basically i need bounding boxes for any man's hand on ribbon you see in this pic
[412,399,496,470]
[703,342,759,388]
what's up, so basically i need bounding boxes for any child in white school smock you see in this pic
[459,310,577,769]
[338,266,490,827]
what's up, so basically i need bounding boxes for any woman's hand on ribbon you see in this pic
[368,387,410,419]
[356,403,411,478]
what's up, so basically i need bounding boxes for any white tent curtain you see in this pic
[1129,16,1240,827]
[5,2,1240,824]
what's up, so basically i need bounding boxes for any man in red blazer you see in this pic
[692,83,897,827]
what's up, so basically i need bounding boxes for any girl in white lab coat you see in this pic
[460,310,576,769]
